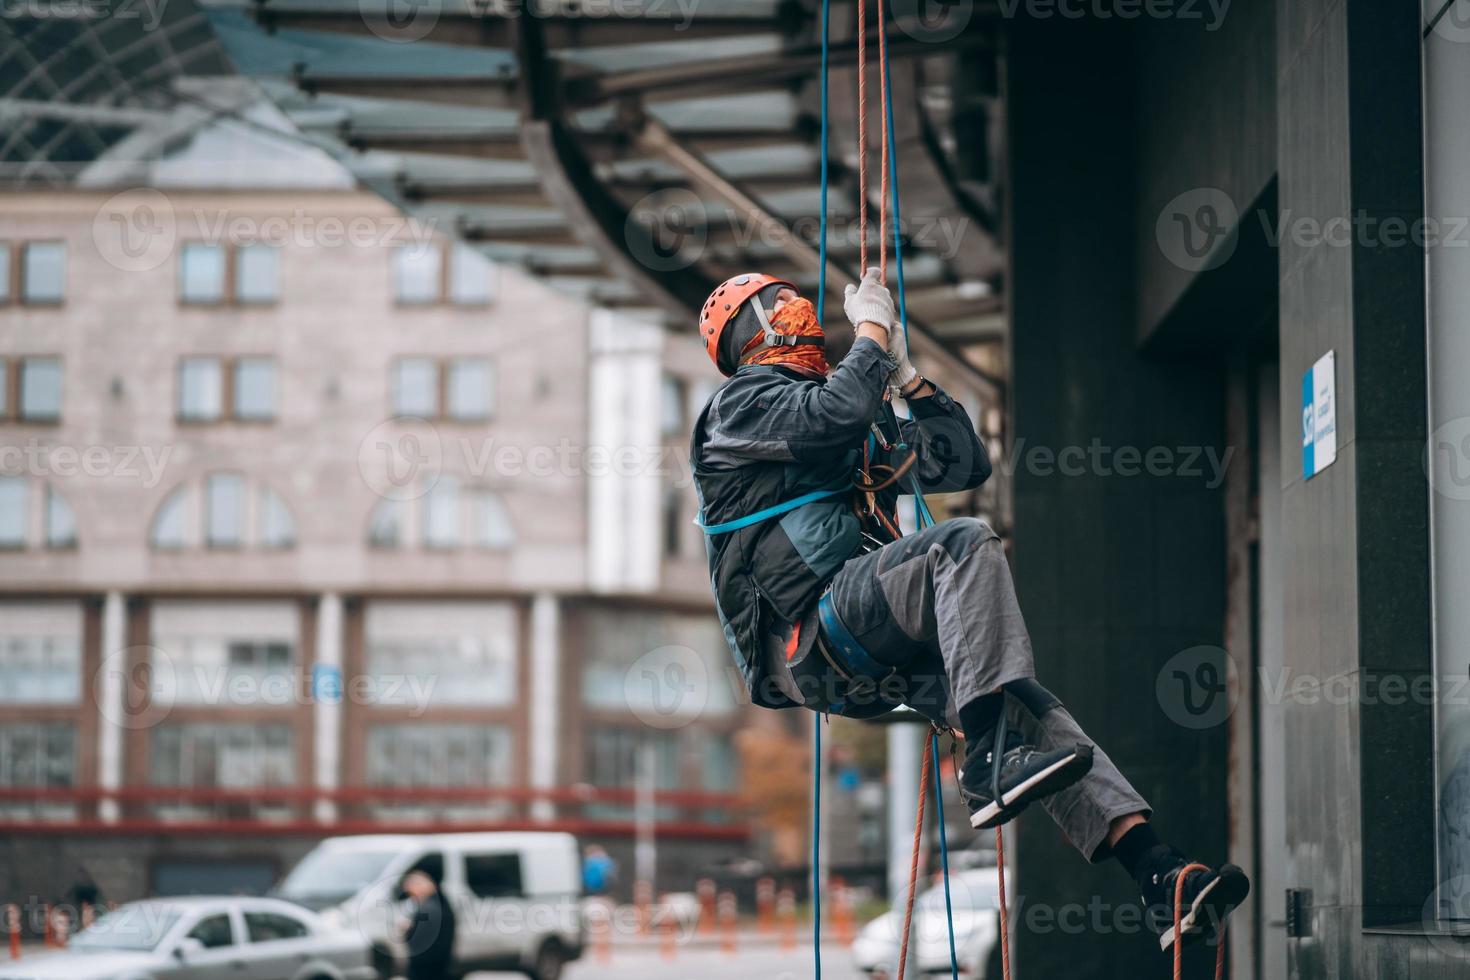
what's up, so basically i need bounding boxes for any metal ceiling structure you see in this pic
[1,0,1008,387]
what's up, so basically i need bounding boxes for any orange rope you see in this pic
[876,0,889,283]
[994,826,1012,980]
[1172,862,1226,980]
[894,735,932,980]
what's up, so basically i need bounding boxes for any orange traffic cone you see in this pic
[777,888,798,953]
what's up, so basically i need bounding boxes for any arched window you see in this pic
[148,475,297,551]
[151,486,188,549]
[259,487,296,548]
[423,477,460,549]
[367,484,515,551]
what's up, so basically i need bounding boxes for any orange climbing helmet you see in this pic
[697,272,797,373]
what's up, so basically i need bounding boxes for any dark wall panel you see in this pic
[1134,0,1278,341]
[1276,0,1439,975]
[1008,17,1230,979]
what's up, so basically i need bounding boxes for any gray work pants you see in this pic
[826,517,1152,861]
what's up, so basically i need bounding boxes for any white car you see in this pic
[851,868,1002,979]
[0,896,377,980]
[275,832,583,980]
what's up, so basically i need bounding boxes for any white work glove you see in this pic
[887,321,920,391]
[843,267,896,338]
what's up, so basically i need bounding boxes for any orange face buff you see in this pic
[740,297,831,378]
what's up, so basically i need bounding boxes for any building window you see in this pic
[158,637,295,705]
[449,244,495,306]
[236,245,280,304]
[151,486,188,549]
[179,357,277,422]
[178,358,223,421]
[205,473,244,547]
[447,359,492,421]
[44,486,76,549]
[392,358,494,421]
[259,487,296,548]
[19,357,62,421]
[394,244,442,305]
[701,733,738,793]
[233,358,277,421]
[367,499,401,548]
[151,601,298,706]
[149,477,296,551]
[395,242,497,306]
[474,490,515,549]
[0,606,82,705]
[580,608,736,719]
[585,728,679,789]
[585,728,680,820]
[392,358,439,417]
[150,723,295,787]
[0,477,24,548]
[0,722,75,787]
[180,243,279,306]
[180,243,226,304]
[363,601,518,707]
[423,477,460,549]
[365,724,513,786]
[21,242,64,305]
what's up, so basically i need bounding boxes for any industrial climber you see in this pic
[687,268,1250,950]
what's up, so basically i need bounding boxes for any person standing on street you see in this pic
[400,871,456,980]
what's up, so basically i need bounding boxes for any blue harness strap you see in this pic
[816,589,889,679]
[695,485,848,536]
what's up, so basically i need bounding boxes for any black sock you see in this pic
[958,693,1004,745]
[1109,822,1165,881]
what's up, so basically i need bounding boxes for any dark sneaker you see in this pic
[959,737,1094,829]
[1140,851,1251,950]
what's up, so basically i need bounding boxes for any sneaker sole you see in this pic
[1158,864,1251,951]
[969,745,1094,830]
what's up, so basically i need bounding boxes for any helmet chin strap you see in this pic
[749,300,824,352]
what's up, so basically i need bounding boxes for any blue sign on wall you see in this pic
[311,663,343,703]
[1302,351,1338,481]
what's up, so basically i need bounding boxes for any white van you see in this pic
[275,832,584,980]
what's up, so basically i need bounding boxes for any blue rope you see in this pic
[931,730,960,979]
[812,715,823,977]
[812,5,831,976]
[816,0,831,324]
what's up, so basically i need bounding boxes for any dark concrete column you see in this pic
[1006,18,1230,980]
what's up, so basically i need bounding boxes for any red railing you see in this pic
[0,785,750,841]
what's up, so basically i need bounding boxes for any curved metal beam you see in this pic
[635,117,999,400]
[513,7,710,321]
